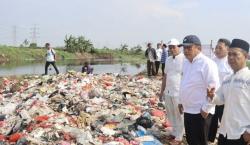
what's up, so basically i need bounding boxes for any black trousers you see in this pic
[208,105,224,142]
[155,61,160,75]
[184,113,212,145]
[161,63,165,76]
[218,134,247,145]
[45,61,59,75]
[147,60,156,76]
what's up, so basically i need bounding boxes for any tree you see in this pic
[120,44,129,52]
[23,39,29,47]
[64,35,94,53]
[64,35,77,52]
[130,45,143,54]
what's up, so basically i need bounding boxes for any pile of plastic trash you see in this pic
[0,71,174,145]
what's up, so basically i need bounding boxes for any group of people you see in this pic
[44,37,250,145]
[158,35,250,145]
[44,43,93,75]
[145,42,169,76]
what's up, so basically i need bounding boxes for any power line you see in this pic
[30,24,39,44]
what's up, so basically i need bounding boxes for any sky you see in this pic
[0,0,250,48]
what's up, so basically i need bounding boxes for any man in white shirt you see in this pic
[207,39,250,145]
[159,38,184,144]
[155,43,163,75]
[179,35,220,145]
[209,38,233,143]
[45,43,59,75]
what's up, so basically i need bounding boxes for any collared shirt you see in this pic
[213,56,233,84]
[164,53,184,99]
[213,67,250,139]
[161,48,168,64]
[180,53,220,114]
[156,48,162,61]
[46,49,56,62]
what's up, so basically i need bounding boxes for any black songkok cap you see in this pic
[230,39,249,53]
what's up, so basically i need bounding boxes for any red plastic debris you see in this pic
[38,123,53,128]
[136,76,144,80]
[0,121,5,128]
[0,134,6,141]
[98,136,114,143]
[130,140,140,145]
[3,78,10,86]
[151,109,165,118]
[115,138,130,145]
[8,133,24,142]
[149,98,157,105]
[68,116,77,125]
[26,122,36,132]
[63,132,74,141]
[104,82,112,87]
[34,115,49,122]
[162,120,171,128]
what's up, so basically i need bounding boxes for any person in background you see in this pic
[44,43,59,75]
[179,35,220,145]
[155,43,163,75]
[82,62,93,74]
[145,43,156,76]
[208,38,232,143]
[207,39,250,145]
[159,38,184,145]
[161,43,168,75]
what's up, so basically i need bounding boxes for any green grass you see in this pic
[0,46,76,61]
[0,46,146,63]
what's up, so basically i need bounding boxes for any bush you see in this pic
[29,43,37,48]
[64,35,94,53]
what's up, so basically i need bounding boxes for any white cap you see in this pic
[167,38,180,46]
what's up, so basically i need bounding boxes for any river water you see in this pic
[0,59,146,76]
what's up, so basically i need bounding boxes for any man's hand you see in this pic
[178,104,183,114]
[243,131,250,143]
[207,87,215,100]
[200,109,209,119]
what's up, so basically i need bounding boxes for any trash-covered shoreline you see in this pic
[0,72,180,145]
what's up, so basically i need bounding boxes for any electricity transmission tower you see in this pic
[30,24,39,44]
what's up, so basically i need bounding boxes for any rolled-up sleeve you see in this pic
[202,61,220,113]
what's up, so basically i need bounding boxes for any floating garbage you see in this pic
[0,72,182,144]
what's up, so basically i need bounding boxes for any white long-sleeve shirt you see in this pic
[156,48,162,61]
[180,53,220,114]
[164,53,185,99]
[212,67,250,139]
[213,56,233,84]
